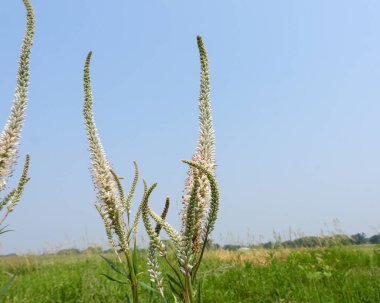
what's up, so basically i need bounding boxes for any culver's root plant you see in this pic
[83,36,218,303]
[83,51,155,303]
[141,36,219,303]
[0,0,34,232]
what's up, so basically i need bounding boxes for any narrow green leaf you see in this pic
[167,273,182,289]
[101,273,128,285]
[168,279,182,299]
[138,281,160,294]
[0,276,15,299]
[172,294,179,303]
[196,279,203,303]
[100,255,126,276]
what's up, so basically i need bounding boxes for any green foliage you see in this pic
[261,234,354,249]
[351,233,369,245]
[369,234,380,244]
[253,232,380,249]
[1,246,380,302]
[56,249,81,256]
[0,276,15,302]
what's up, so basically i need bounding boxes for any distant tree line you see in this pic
[206,233,380,251]
[2,233,380,257]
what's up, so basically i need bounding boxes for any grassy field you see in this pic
[0,245,380,302]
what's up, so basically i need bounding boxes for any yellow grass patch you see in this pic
[204,248,291,266]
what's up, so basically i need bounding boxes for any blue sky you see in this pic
[1,0,380,254]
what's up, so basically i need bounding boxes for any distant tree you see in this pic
[351,233,368,245]
[369,234,380,244]
[293,236,321,247]
[277,234,352,248]
[205,239,219,250]
[82,246,103,254]
[57,248,80,255]
[325,234,353,246]
[281,240,294,248]
[223,244,241,251]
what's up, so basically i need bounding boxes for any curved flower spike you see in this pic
[0,0,34,191]
[182,36,216,254]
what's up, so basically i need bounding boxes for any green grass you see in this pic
[0,245,380,302]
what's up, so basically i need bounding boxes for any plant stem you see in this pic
[183,271,194,303]
[191,234,209,283]
[131,281,138,303]
[124,251,138,303]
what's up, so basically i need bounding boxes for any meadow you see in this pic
[2,1,380,302]
[1,245,380,303]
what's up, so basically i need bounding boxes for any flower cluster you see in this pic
[141,36,219,303]
[83,36,219,303]
[181,36,216,255]
[0,0,34,225]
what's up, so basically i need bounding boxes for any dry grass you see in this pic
[204,248,291,266]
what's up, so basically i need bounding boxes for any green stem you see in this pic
[183,270,194,303]
[131,281,138,303]
[124,251,138,303]
[191,234,209,283]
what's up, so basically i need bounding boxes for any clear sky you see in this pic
[1,0,380,254]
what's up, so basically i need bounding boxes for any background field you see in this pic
[1,245,380,302]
